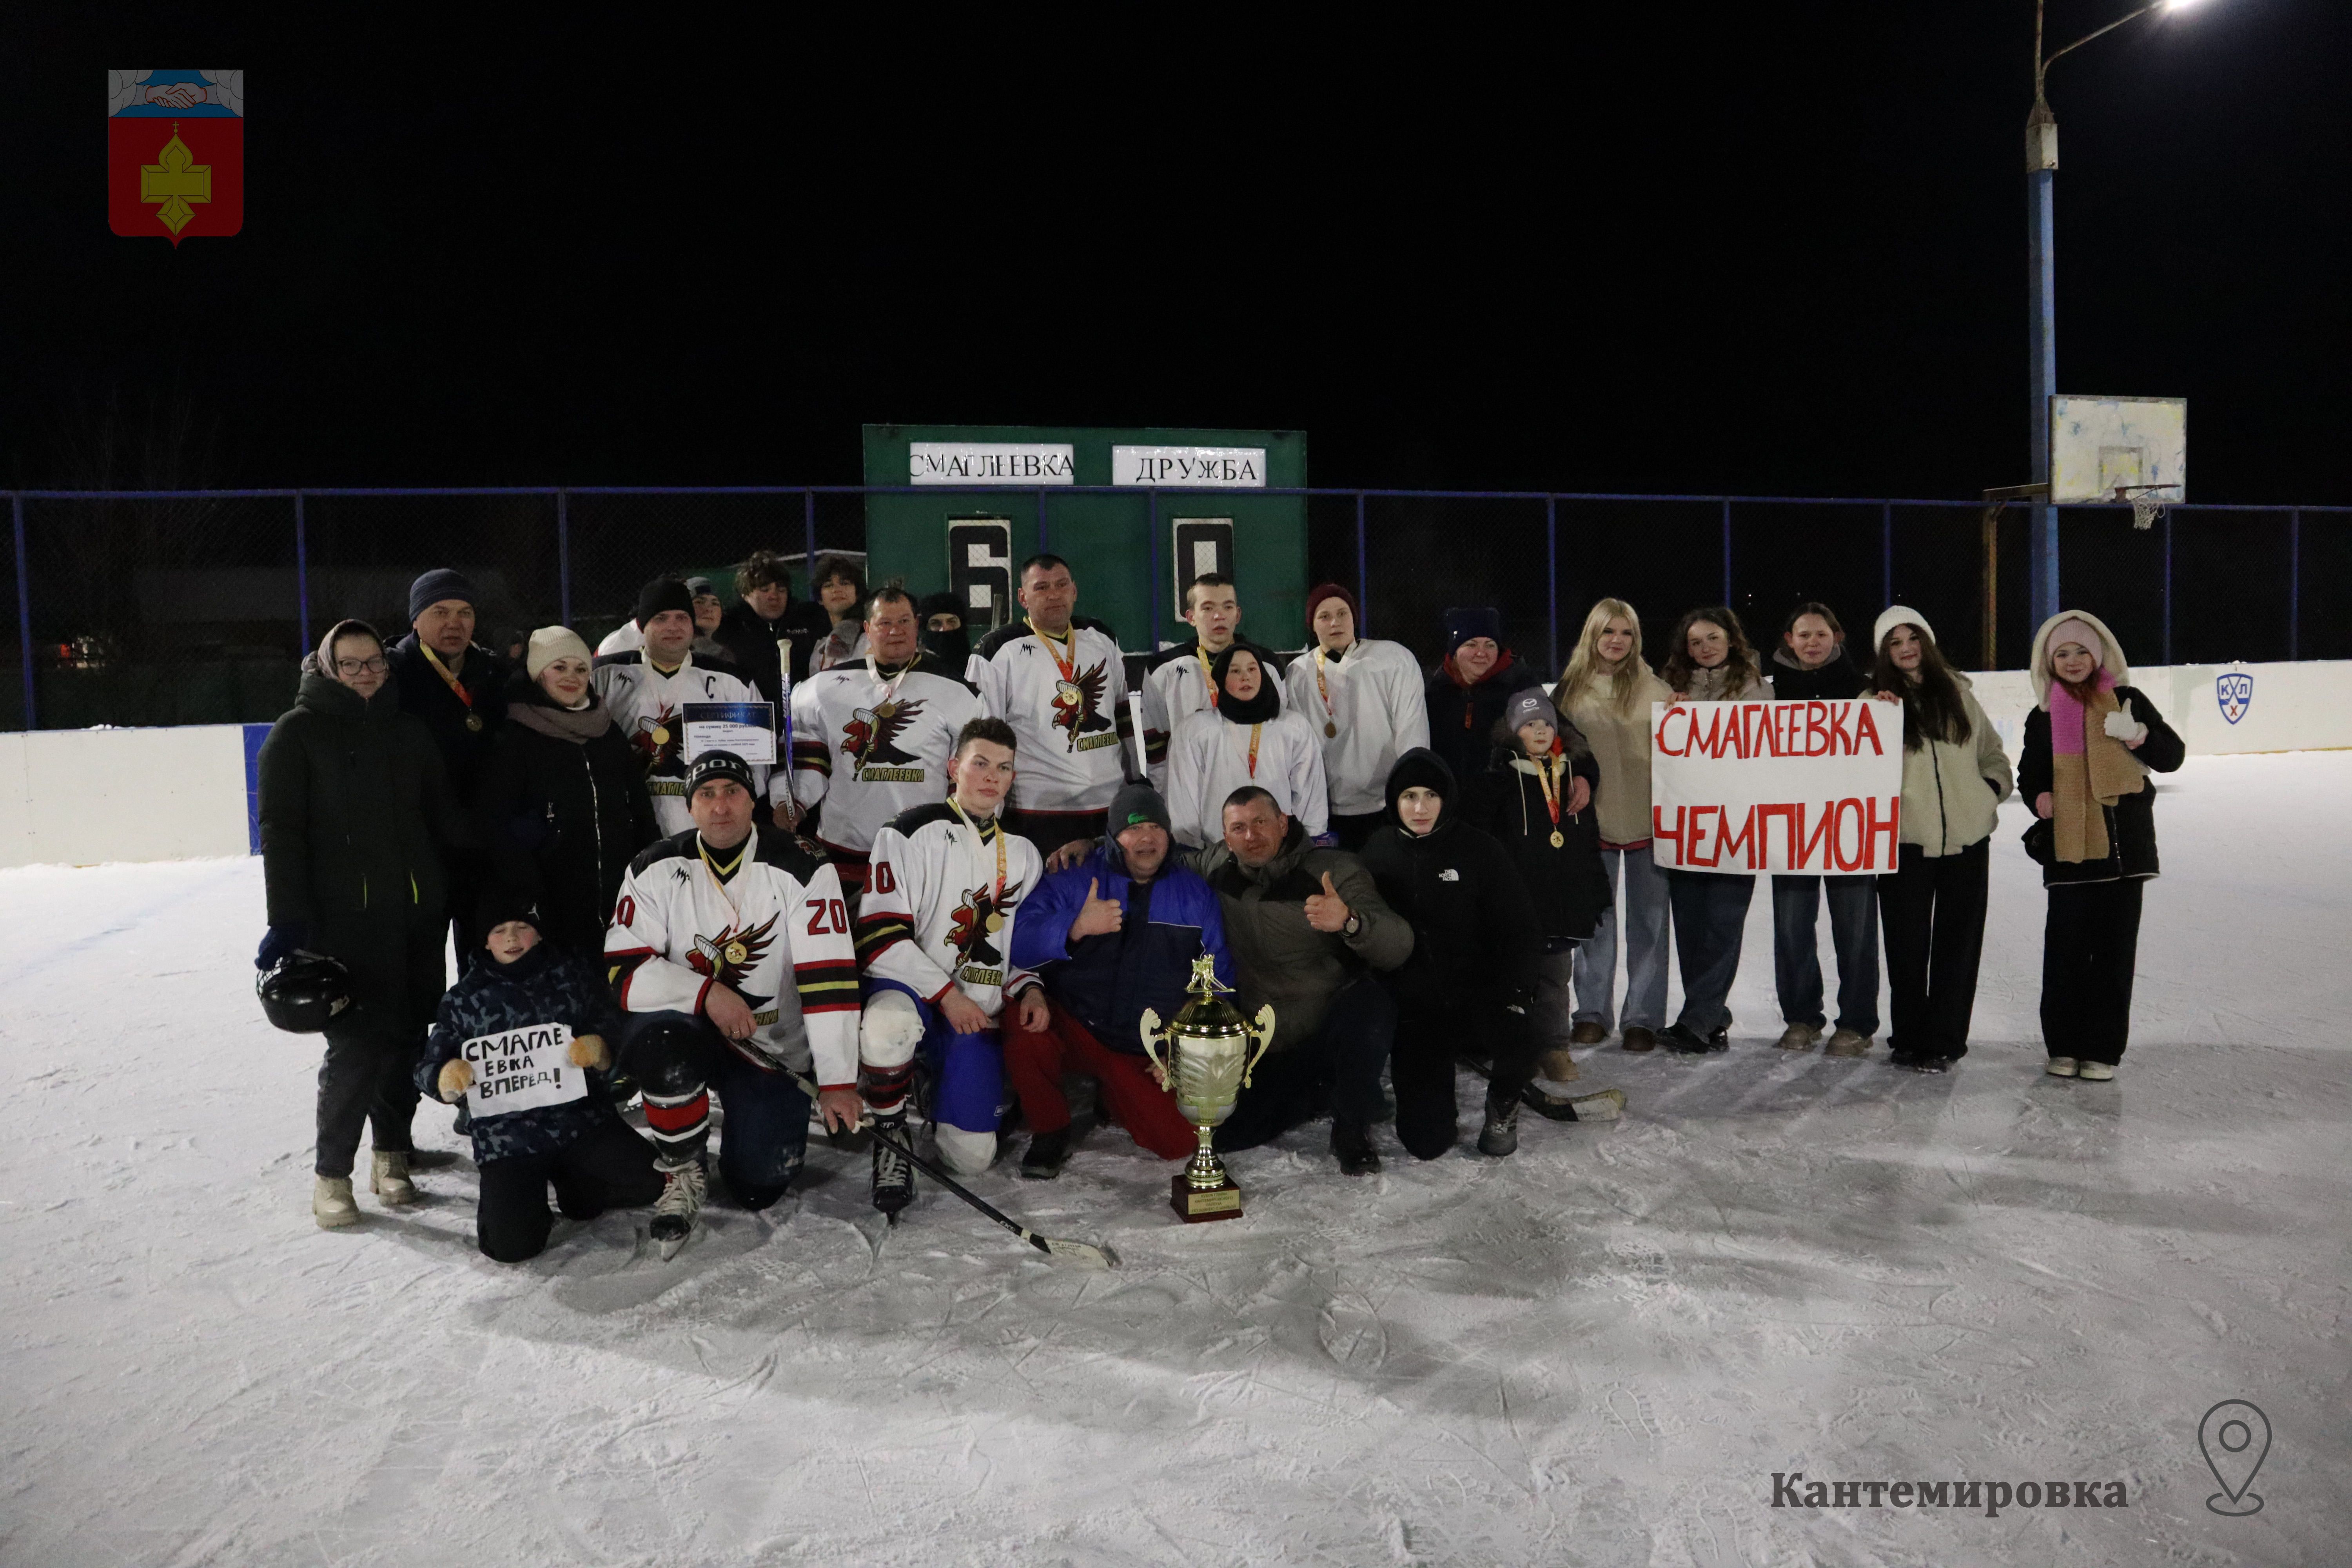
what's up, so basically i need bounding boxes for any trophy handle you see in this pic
[1139,1008,1171,1087]
[1243,1005,1275,1088]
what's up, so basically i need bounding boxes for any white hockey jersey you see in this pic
[591,650,768,836]
[855,802,1043,1015]
[603,828,862,1088]
[1138,637,1287,790]
[1282,638,1432,818]
[1163,708,1331,848]
[783,653,984,859]
[965,618,1136,815]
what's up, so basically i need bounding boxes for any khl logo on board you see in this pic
[2216,671,2253,726]
[107,71,243,245]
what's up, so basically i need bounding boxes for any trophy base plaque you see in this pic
[1171,1172,1244,1222]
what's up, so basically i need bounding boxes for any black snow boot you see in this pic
[870,1113,915,1219]
[1019,1128,1071,1180]
[1477,1089,1521,1156]
[1330,1118,1381,1176]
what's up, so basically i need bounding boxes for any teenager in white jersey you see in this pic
[853,717,1050,1209]
[602,751,863,1250]
[1285,582,1431,851]
[965,554,1138,853]
[1139,572,1285,788]
[1166,645,1330,849]
[780,581,982,891]
[592,577,768,837]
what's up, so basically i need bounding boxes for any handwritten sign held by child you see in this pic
[461,1022,586,1117]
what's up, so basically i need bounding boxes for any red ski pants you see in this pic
[1002,996,1199,1160]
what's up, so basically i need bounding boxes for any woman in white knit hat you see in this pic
[1867,606,2013,1073]
[471,626,661,958]
[2016,610,2185,1081]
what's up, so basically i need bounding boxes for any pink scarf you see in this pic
[2046,666,2114,755]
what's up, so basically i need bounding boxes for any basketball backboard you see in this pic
[2050,395,2186,505]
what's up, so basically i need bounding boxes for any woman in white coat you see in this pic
[1166,646,1330,849]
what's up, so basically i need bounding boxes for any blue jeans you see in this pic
[1666,869,1754,1036]
[618,1011,811,1207]
[1770,874,1881,1036]
[1573,846,1673,1033]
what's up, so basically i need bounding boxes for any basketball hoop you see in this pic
[2114,485,2174,530]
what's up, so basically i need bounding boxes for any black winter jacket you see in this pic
[1768,646,1871,702]
[390,634,510,805]
[2016,686,2187,886]
[258,665,468,1035]
[716,599,835,706]
[472,673,660,956]
[1471,739,1610,943]
[416,941,630,1162]
[1424,650,1528,786]
[1361,756,1543,1017]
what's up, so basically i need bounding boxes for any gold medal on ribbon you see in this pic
[1324,721,1337,738]
[651,724,671,746]
[723,940,748,965]
[984,911,1005,933]
[464,712,485,733]
[1550,829,1566,848]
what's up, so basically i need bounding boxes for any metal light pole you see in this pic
[2024,0,2202,628]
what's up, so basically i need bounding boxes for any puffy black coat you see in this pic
[1360,751,1542,1017]
[472,672,660,956]
[1424,650,1528,785]
[1768,646,1871,701]
[1471,739,1610,943]
[2016,686,2187,886]
[716,598,835,706]
[390,633,510,805]
[416,940,631,1162]
[258,665,468,1036]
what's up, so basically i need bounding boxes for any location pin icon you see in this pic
[2198,1399,2270,1517]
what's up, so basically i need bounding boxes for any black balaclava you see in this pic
[917,592,970,670]
[1211,644,1282,726]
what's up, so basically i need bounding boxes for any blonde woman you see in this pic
[1550,600,1675,1051]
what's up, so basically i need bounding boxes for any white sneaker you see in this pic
[370,1149,417,1206]
[2045,1057,2079,1078]
[651,1162,706,1258]
[313,1175,360,1229]
[2076,1062,2115,1082]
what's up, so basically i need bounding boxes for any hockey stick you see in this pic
[785,1071,1120,1270]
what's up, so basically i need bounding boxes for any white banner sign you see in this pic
[462,1021,586,1117]
[909,443,1075,485]
[1111,445,1267,488]
[1649,699,1905,873]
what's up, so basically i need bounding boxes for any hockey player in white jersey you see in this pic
[781,581,982,891]
[592,577,768,838]
[603,751,863,1251]
[1284,583,1431,850]
[964,554,1138,854]
[853,716,1050,1212]
[1138,572,1285,788]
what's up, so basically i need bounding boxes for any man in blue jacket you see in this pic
[1004,784,1234,1177]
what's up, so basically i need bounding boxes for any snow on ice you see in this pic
[2,753,2347,1566]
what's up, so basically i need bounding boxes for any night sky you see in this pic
[5,4,2347,503]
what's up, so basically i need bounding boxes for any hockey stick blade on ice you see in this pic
[788,1072,1119,1269]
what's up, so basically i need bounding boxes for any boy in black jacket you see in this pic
[1361,750,1626,1159]
[419,891,664,1261]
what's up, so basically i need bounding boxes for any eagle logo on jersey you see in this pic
[686,913,780,1009]
[842,698,926,771]
[628,702,683,772]
[1050,662,1114,750]
[945,879,1025,967]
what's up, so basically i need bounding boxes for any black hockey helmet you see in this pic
[257,951,353,1033]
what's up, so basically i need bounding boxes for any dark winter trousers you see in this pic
[476,1119,665,1263]
[316,1027,421,1178]
[618,1012,811,1209]
[1878,840,1990,1061]
[2040,878,2145,1066]
[1214,977,1396,1152]
[1771,873,1881,1036]
[1666,869,1755,1035]
[1391,998,1539,1161]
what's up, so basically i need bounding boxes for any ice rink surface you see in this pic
[4,753,2348,1567]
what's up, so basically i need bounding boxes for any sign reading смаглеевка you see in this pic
[1650,699,1904,873]
[909,443,1076,485]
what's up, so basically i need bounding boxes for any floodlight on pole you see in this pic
[2021,0,2209,628]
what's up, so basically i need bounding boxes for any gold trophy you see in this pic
[1140,955,1275,1222]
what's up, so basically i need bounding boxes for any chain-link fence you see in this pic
[5,487,2343,729]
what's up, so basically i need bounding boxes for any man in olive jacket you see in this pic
[258,619,471,1222]
[1187,785,1411,1173]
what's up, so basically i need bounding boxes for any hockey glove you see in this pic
[256,923,311,971]
[437,1059,474,1102]
[569,1033,611,1071]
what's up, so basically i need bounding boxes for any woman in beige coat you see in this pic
[1867,606,2013,1073]
[1550,600,1676,1052]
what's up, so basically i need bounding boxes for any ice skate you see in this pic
[1476,1088,1521,1156]
[312,1175,360,1230]
[1775,1022,1821,1051]
[369,1149,417,1207]
[2045,1056,2080,1077]
[2076,1061,2114,1081]
[649,1161,705,1259]
[870,1114,915,1220]
[1824,1028,1871,1058]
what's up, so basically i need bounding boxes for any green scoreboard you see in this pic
[860,424,1309,653]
